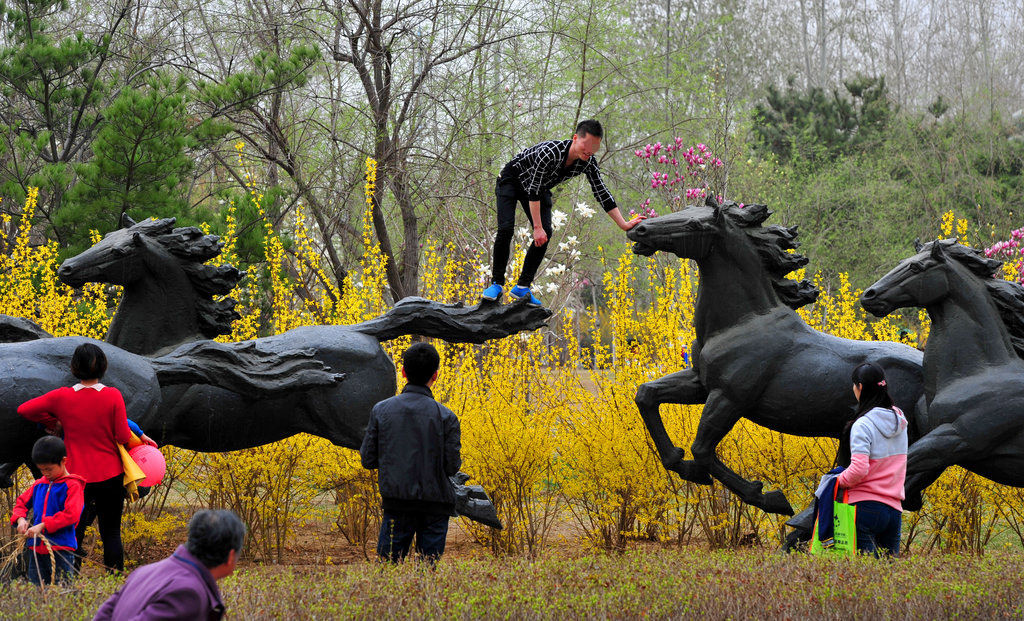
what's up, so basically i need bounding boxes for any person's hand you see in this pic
[140,434,158,448]
[16,518,28,535]
[45,421,62,436]
[621,216,646,231]
[533,226,548,247]
[25,523,44,539]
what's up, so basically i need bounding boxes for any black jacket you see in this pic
[360,384,462,514]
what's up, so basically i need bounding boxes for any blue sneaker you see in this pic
[481,282,504,301]
[510,285,542,307]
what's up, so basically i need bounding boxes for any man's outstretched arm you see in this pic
[607,207,644,231]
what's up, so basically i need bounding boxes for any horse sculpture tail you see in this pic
[0,315,53,342]
[149,340,345,397]
[353,296,552,343]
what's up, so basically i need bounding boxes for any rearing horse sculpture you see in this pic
[627,198,924,515]
[58,215,242,356]
[862,239,1024,509]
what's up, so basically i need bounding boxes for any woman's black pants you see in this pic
[75,475,125,572]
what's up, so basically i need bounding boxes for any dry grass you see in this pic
[4,548,1024,619]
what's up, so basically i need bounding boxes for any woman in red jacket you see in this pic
[18,343,132,572]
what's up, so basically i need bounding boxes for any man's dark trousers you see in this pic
[377,512,449,562]
[491,174,553,288]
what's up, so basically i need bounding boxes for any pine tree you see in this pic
[62,74,202,252]
[0,0,129,244]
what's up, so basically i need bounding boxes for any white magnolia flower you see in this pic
[551,209,568,229]
[516,227,530,239]
[543,282,560,294]
[575,202,595,218]
[558,242,570,252]
[569,249,581,260]
[565,235,578,245]
[476,264,491,278]
[544,264,566,277]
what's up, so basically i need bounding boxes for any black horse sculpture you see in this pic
[57,214,242,357]
[626,198,924,515]
[55,216,550,452]
[47,216,551,528]
[0,327,341,485]
[862,239,1024,509]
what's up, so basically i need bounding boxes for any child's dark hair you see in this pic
[838,362,896,467]
[402,342,440,386]
[851,362,894,415]
[71,343,107,380]
[575,119,603,139]
[31,436,66,466]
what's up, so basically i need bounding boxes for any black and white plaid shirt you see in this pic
[503,139,617,212]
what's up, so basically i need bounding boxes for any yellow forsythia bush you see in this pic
[4,173,1022,560]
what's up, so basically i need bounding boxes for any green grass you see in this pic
[4,548,1024,619]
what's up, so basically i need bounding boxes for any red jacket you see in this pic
[18,383,132,483]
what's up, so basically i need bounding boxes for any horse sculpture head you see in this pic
[627,196,819,309]
[863,238,1024,355]
[58,216,178,288]
[58,215,243,352]
[861,239,1006,316]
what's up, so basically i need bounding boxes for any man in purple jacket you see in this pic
[93,510,245,621]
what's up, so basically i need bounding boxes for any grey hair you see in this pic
[185,510,246,568]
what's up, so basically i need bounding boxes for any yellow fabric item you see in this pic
[119,432,146,502]
[125,432,144,450]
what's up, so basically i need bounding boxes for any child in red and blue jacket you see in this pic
[11,436,85,585]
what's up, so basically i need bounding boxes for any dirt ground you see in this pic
[76,516,504,576]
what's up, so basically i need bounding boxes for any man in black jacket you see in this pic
[360,342,462,562]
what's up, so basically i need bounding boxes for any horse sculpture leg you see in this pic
[0,459,37,489]
[0,461,20,488]
[689,391,794,515]
[635,368,712,484]
[903,423,975,511]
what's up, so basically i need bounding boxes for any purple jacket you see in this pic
[93,545,225,621]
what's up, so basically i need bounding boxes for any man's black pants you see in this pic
[491,175,553,288]
[377,512,450,563]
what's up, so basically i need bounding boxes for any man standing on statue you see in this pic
[481,119,644,307]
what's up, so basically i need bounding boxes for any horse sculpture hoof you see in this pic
[903,492,924,512]
[762,490,794,516]
[660,447,686,469]
[668,459,712,485]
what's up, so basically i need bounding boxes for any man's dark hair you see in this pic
[186,510,246,568]
[71,343,108,380]
[575,119,603,139]
[31,436,66,466]
[402,342,440,386]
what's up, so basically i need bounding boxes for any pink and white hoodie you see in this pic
[837,406,908,511]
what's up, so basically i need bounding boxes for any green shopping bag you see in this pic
[810,485,858,556]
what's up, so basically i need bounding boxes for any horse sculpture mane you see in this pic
[928,239,1024,358]
[128,217,242,339]
[720,201,820,309]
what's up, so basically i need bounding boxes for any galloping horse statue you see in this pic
[55,215,549,454]
[0,329,341,485]
[862,239,1024,509]
[40,215,550,528]
[626,197,924,515]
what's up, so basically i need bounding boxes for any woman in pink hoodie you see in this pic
[837,362,908,557]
